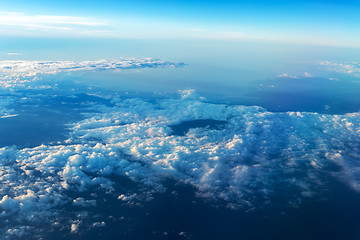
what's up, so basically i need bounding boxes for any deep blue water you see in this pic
[0,92,113,148]
[170,119,228,136]
[39,177,360,240]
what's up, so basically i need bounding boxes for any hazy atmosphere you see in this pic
[1,1,360,239]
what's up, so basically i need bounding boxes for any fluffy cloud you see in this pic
[0,58,185,90]
[319,60,360,75]
[0,58,184,75]
[277,72,313,79]
[1,89,360,238]
[0,59,359,238]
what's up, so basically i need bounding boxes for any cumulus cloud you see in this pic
[0,58,359,237]
[1,88,360,238]
[303,72,312,77]
[319,60,360,75]
[278,72,313,79]
[0,58,184,74]
[278,73,297,78]
[0,58,185,90]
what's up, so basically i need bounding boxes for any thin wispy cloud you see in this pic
[0,11,109,36]
[6,53,20,56]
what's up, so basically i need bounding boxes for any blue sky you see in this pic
[0,0,360,47]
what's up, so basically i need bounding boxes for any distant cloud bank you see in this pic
[319,60,360,75]
[0,58,185,90]
[0,58,185,74]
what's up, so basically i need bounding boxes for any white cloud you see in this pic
[71,221,80,234]
[92,221,105,228]
[0,12,107,27]
[0,12,108,36]
[278,73,297,78]
[72,197,96,207]
[0,60,359,237]
[0,58,184,74]
[303,72,312,77]
[0,114,18,119]
[6,53,20,56]
[0,58,185,91]
[278,72,313,79]
[319,60,360,75]
[1,88,360,238]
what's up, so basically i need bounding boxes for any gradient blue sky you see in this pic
[1,0,360,47]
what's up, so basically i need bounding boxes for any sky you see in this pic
[1,0,360,47]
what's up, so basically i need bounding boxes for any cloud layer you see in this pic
[319,60,360,75]
[0,58,185,90]
[1,89,360,238]
[0,58,184,74]
[1,59,360,238]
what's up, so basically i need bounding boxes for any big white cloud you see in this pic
[0,89,360,238]
[0,58,184,90]
[0,59,359,238]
